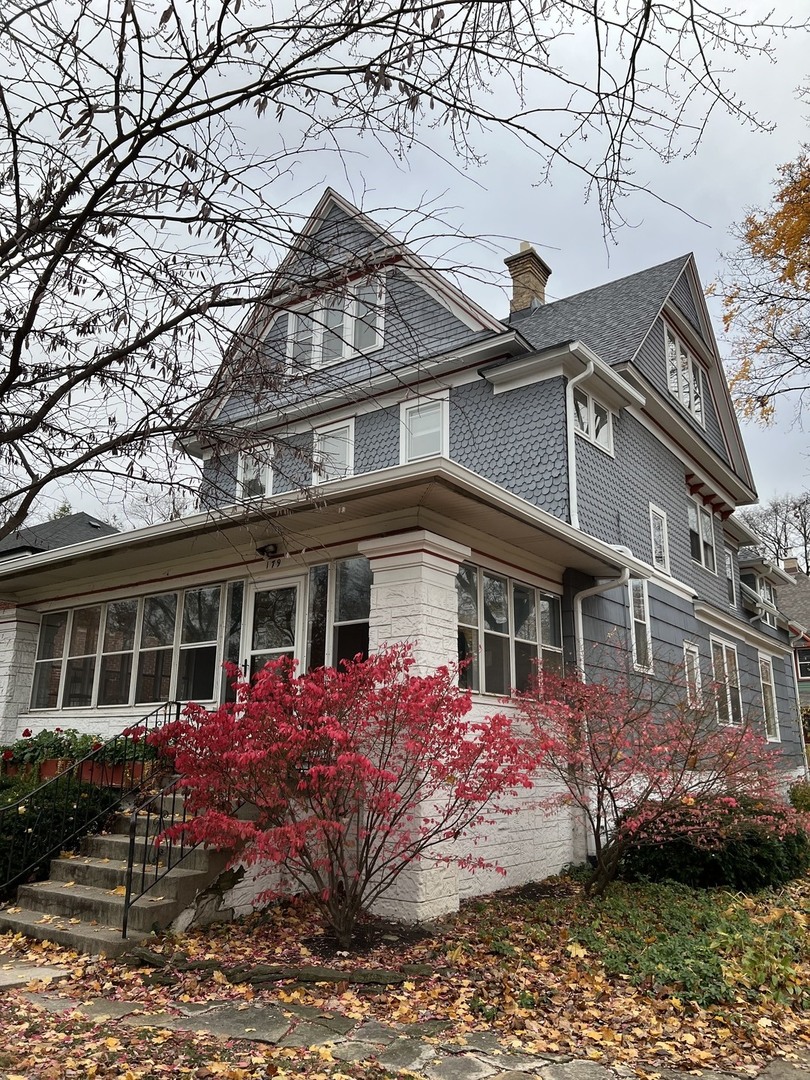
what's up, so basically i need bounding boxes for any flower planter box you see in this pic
[78,761,145,788]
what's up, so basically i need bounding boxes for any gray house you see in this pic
[0,189,805,924]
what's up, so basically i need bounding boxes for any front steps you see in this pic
[0,800,227,957]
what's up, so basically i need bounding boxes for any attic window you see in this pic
[665,326,705,426]
[573,388,612,453]
[288,280,384,372]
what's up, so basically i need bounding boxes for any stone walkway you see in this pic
[2,960,809,1080]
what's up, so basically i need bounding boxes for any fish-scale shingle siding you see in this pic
[354,406,400,473]
[449,378,569,518]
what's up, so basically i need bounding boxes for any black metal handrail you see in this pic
[122,776,197,939]
[0,701,182,898]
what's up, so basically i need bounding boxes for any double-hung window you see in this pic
[711,638,742,726]
[312,420,354,484]
[629,579,653,672]
[456,564,563,695]
[305,556,373,671]
[683,642,701,707]
[400,397,448,463]
[237,446,273,500]
[758,655,779,740]
[288,280,384,371]
[665,325,705,425]
[649,505,669,573]
[572,388,612,453]
[796,647,810,681]
[688,499,716,572]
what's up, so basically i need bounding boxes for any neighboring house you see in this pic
[0,189,806,924]
[775,557,810,716]
[0,513,117,560]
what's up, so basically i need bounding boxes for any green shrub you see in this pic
[789,779,810,812]
[0,777,119,899]
[621,797,810,892]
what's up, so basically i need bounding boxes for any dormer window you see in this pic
[288,280,384,372]
[237,447,273,500]
[665,326,705,425]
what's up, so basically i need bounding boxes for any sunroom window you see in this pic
[456,564,563,695]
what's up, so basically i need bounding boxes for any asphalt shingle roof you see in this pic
[0,512,118,558]
[508,254,692,367]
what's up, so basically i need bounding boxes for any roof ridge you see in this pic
[541,253,692,311]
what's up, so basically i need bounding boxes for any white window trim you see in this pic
[649,504,670,574]
[688,497,717,574]
[710,636,742,727]
[237,445,273,501]
[399,393,450,465]
[665,324,706,427]
[286,278,386,374]
[311,418,355,485]
[758,653,780,742]
[683,641,701,708]
[796,647,810,681]
[572,386,614,455]
[628,579,654,673]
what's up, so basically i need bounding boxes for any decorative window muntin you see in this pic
[287,280,384,372]
[758,655,780,741]
[688,499,716,572]
[312,420,354,484]
[665,325,705,425]
[629,579,653,672]
[711,638,742,726]
[649,505,669,573]
[573,387,612,452]
[683,642,701,707]
[456,564,563,695]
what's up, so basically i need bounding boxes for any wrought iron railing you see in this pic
[0,701,181,898]
[122,778,197,939]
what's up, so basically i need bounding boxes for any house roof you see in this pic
[507,255,692,367]
[0,512,118,559]
[778,568,810,632]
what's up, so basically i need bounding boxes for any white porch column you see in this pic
[0,605,41,745]
[358,529,471,675]
[357,530,471,923]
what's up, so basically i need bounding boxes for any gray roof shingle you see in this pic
[507,254,692,367]
[0,512,118,558]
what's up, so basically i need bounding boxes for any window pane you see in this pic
[321,302,345,363]
[178,646,218,701]
[252,587,296,651]
[514,640,538,692]
[315,427,351,481]
[69,607,101,657]
[291,311,314,367]
[103,599,137,653]
[593,402,610,448]
[573,389,589,434]
[240,457,267,499]
[513,584,537,642]
[484,633,510,695]
[457,626,479,691]
[98,652,134,706]
[482,574,508,633]
[541,648,563,677]
[651,511,667,569]
[406,401,442,460]
[353,284,379,352]
[136,647,173,703]
[336,557,372,622]
[798,648,810,679]
[633,621,650,670]
[760,657,778,739]
[31,660,62,709]
[182,586,221,644]
[63,656,96,708]
[456,565,478,625]
[666,331,679,395]
[692,367,703,421]
[688,503,702,562]
[539,596,562,649]
[631,581,647,622]
[333,622,369,668]
[37,612,68,661]
[141,594,178,648]
[223,581,245,702]
[679,343,692,409]
[307,565,329,671]
[725,549,735,604]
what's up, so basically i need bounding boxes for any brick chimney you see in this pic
[784,557,800,575]
[504,242,552,313]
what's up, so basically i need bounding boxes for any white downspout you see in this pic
[565,359,594,530]
[573,567,631,679]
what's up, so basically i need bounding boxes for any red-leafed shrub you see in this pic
[150,644,530,945]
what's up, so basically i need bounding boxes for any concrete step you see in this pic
[82,832,217,872]
[0,907,150,957]
[16,880,178,932]
[111,811,191,837]
[49,855,211,901]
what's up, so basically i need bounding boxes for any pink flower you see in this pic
[22,728,31,738]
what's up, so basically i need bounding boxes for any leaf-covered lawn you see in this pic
[2,873,809,1078]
